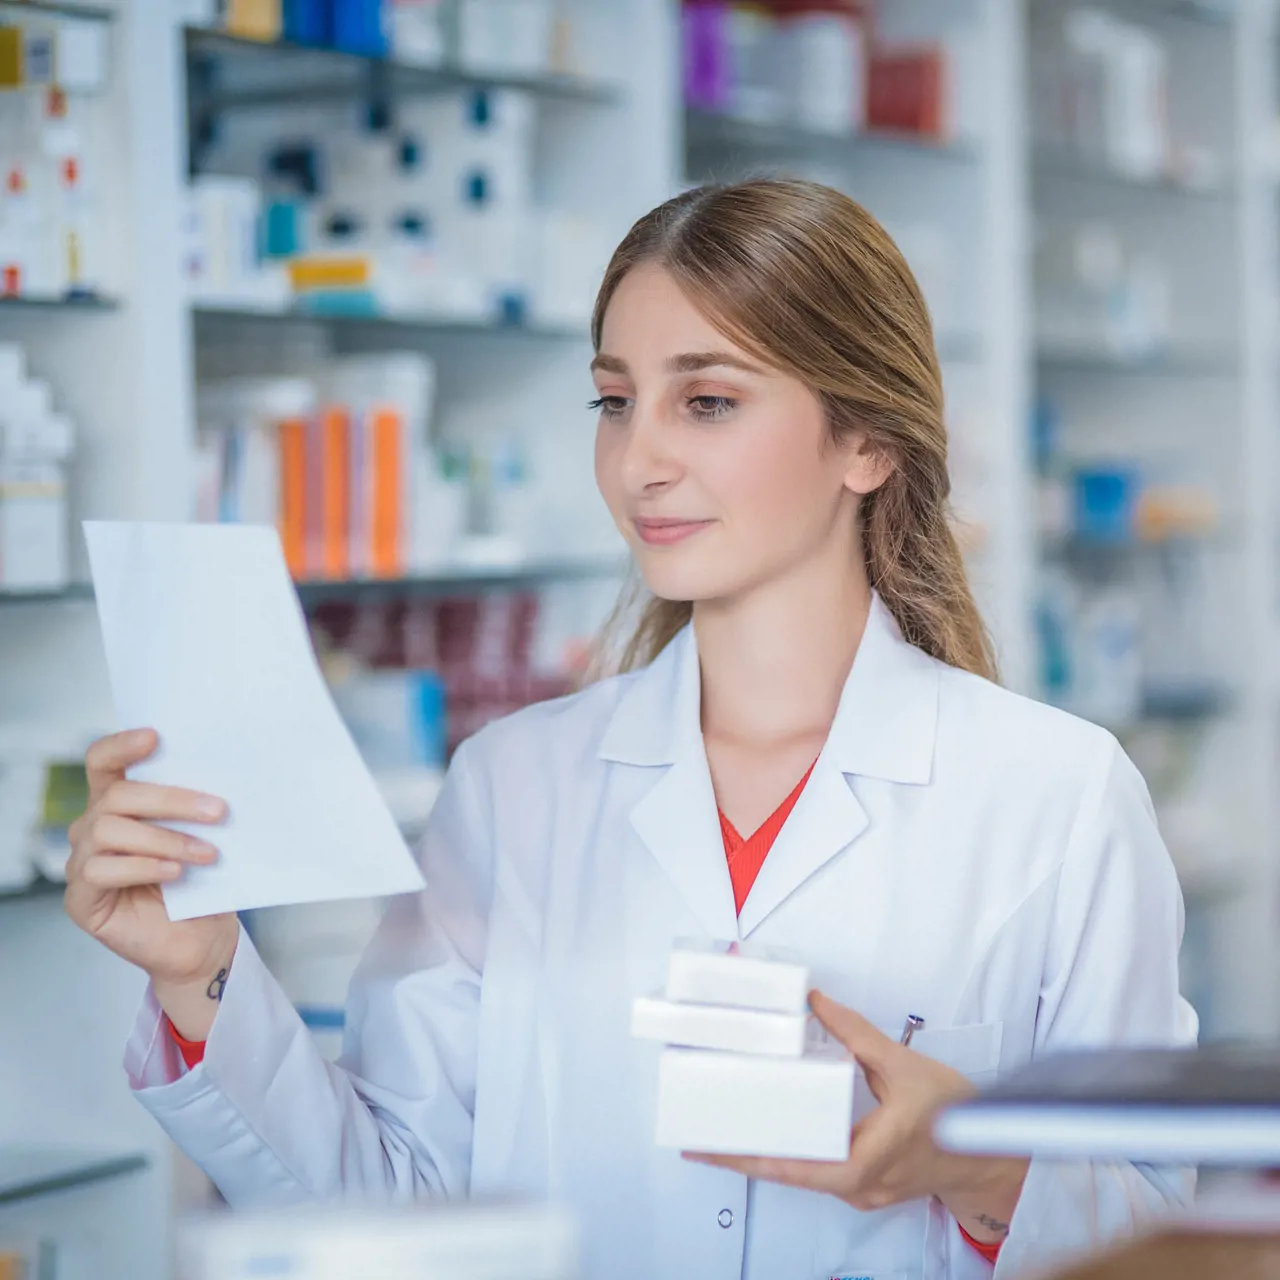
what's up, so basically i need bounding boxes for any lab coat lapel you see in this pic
[737,594,941,937]
[599,626,740,941]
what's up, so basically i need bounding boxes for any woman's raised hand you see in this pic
[65,728,239,1038]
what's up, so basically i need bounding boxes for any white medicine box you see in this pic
[634,940,856,1161]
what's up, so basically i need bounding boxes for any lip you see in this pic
[633,517,714,547]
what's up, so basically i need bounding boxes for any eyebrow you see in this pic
[590,351,767,377]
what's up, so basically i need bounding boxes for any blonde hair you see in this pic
[591,178,996,683]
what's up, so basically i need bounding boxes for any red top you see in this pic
[719,762,817,914]
[168,761,1002,1264]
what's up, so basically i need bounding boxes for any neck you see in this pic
[693,534,873,751]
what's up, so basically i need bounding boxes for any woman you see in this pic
[66,179,1195,1279]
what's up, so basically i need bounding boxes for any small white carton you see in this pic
[655,1045,856,1161]
[632,993,807,1058]
[666,938,810,1015]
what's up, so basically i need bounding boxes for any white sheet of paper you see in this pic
[84,521,425,921]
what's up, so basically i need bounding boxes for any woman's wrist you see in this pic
[153,927,240,1043]
[936,1155,1030,1244]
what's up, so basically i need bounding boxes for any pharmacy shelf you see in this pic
[0,1148,148,1206]
[184,27,620,112]
[191,302,585,342]
[684,109,980,169]
[0,294,119,313]
[1108,0,1237,25]
[0,584,93,605]
[0,876,63,904]
[0,558,626,610]
[1032,147,1233,198]
[1036,345,1239,376]
[0,0,114,20]
[294,555,628,606]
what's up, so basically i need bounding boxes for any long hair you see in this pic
[591,178,996,682]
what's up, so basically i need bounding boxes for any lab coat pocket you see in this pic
[908,1021,1004,1087]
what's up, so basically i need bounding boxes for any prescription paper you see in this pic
[84,521,425,921]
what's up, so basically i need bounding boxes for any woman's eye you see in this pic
[588,396,630,419]
[688,395,736,421]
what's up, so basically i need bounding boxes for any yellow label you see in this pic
[288,256,373,290]
[225,0,282,42]
[0,28,23,89]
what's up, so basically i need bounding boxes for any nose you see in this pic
[618,399,682,498]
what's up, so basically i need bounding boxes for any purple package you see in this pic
[683,3,730,111]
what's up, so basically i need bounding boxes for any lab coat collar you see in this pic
[598,592,940,785]
[599,593,940,939]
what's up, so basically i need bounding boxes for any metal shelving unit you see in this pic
[0,294,120,312]
[684,108,981,168]
[0,0,113,20]
[0,1148,148,1207]
[1036,345,1240,375]
[184,26,619,112]
[192,302,585,342]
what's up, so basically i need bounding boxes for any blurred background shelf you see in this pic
[191,301,586,341]
[1035,345,1240,375]
[293,555,628,605]
[184,26,620,111]
[0,0,114,19]
[684,108,980,167]
[0,875,64,904]
[0,559,627,608]
[0,294,120,313]
[1032,147,1233,197]
[0,1148,148,1206]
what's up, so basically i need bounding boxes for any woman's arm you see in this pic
[125,736,494,1204]
[992,736,1198,1276]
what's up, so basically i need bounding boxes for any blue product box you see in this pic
[332,0,388,56]
[283,0,333,46]
[1072,467,1139,544]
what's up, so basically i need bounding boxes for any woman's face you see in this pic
[592,263,889,605]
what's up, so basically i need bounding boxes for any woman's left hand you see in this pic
[686,990,1029,1245]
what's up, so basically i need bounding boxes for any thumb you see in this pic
[810,990,897,1078]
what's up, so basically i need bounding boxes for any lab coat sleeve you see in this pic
[992,736,1198,1279]
[124,737,493,1205]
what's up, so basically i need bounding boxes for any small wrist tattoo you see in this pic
[206,968,229,1002]
[973,1213,1010,1237]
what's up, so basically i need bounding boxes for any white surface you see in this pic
[655,1046,856,1160]
[631,993,808,1057]
[665,939,810,1014]
[180,1204,578,1280]
[935,1103,1280,1165]
[84,521,424,920]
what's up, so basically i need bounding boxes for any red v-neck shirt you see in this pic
[169,759,1003,1264]
[719,761,817,914]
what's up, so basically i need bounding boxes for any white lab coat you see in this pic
[127,595,1197,1280]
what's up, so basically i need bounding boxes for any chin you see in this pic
[632,548,745,605]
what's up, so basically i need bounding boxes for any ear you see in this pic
[842,434,895,497]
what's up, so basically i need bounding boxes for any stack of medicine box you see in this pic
[633,940,856,1160]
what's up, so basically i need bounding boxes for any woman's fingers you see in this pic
[87,813,219,865]
[85,729,159,794]
[99,780,227,825]
[810,990,897,1078]
[80,854,184,889]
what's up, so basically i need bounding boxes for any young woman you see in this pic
[66,179,1195,1279]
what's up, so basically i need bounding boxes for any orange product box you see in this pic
[369,405,406,580]
[278,416,308,579]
